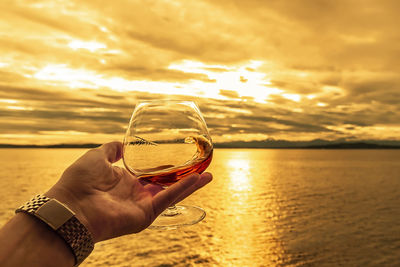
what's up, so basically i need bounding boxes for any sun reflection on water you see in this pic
[227,157,252,193]
[208,150,286,266]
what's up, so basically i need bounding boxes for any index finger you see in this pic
[172,172,212,204]
[99,141,123,163]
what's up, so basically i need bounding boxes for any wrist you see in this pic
[16,194,95,265]
[0,213,75,267]
[45,186,107,243]
[45,186,93,237]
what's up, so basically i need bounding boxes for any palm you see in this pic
[46,142,212,242]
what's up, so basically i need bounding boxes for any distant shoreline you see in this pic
[1,142,400,149]
[0,144,101,149]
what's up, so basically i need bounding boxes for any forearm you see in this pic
[0,213,75,267]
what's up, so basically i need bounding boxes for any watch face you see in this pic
[35,199,75,230]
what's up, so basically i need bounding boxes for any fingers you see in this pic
[173,172,212,204]
[152,173,200,216]
[99,141,123,163]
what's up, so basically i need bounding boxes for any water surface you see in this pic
[0,149,399,266]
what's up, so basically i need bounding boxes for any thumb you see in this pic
[99,141,123,163]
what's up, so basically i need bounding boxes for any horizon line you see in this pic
[1,140,400,149]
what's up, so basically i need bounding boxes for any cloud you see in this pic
[101,64,216,83]
[0,0,399,144]
[219,89,240,99]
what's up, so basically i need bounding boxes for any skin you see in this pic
[0,141,213,266]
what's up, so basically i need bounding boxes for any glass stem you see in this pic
[161,204,181,217]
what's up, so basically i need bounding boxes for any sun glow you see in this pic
[6,106,33,111]
[0,99,18,104]
[31,61,280,102]
[34,64,101,89]
[32,64,212,96]
[31,60,303,105]
[282,93,301,102]
[1,99,33,111]
[168,60,282,103]
[68,40,107,52]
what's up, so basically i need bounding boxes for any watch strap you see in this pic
[16,195,94,266]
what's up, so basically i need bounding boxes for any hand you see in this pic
[45,141,212,242]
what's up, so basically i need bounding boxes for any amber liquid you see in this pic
[123,135,213,186]
[139,151,212,186]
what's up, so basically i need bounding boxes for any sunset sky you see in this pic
[1,0,399,145]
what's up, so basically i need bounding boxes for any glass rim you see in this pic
[136,99,197,104]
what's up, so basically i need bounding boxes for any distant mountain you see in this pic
[0,143,101,148]
[213,139,400,149]
[1,139,400,149]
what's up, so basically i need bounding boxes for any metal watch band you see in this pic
[15,195,94,266]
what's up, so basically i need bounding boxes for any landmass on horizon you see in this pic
[1,139,400,149]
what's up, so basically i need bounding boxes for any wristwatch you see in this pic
[15,195,94,266]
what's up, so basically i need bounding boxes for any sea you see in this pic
[0,148,399,266]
